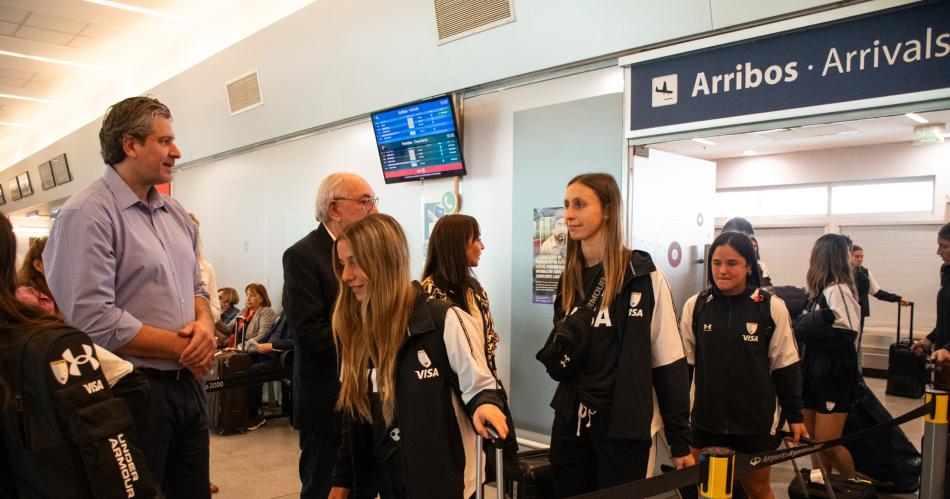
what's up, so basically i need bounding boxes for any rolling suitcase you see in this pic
[207,318,254,433]
[885,303,926,399]
[505,449,554,499]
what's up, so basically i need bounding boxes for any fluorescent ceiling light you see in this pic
[84,0,189,21]
[692,138,717,146]
[0,93,59,104]
[0,49,108,70]
[743,150,757,156]
[0,121,36,128]
[905,112,929,124]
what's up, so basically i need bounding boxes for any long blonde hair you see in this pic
[806,233,856,300]
[561,173,628,314]
[332,214,416,425]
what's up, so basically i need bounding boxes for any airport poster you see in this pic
[533,207,567,304]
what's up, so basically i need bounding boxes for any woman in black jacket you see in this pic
[795,233,860,480]
[541,173,693,497]
[913,222,950,362]
[329,214,508,499]
[680,231,804,499]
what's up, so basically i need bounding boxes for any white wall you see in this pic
[0,0,839,217]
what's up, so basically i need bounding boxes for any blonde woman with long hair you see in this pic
[794,233,860,480]
[541,173,693,497]
[328,214,508,499]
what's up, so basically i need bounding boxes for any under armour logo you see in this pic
[63,344,100,376]
[702,324,712,332]
[560,354,571,368]
[390,428,401,441]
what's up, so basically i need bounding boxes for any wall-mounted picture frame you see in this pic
[17,172,32,198]
[51,153,72,186]
[0,184,5,206]
[8,178,20,201]
[38,161,55,190]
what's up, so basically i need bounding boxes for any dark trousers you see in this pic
[549,409,652,498]
[140,369,210,499]
[299,430,342,499]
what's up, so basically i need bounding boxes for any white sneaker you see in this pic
[809,469,825,485]
[246,418,267,431]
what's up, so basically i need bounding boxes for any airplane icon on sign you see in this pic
[651,74,678,107]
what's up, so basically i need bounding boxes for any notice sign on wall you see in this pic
[533,207,567,304]
[621,1,950,138]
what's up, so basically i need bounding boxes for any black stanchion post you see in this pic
[921,389,948,499]
[699,447,735,499]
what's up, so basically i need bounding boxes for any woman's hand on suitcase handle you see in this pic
[932,348,950,363]
[899,298,912,306]
[473,404,509,440]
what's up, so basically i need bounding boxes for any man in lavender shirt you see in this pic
[44,96,217,498]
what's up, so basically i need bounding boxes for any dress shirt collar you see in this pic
[103,166,167,210]
[324,223,337,241]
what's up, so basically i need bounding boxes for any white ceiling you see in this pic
[0,0,314,171]
[652,109,950,160]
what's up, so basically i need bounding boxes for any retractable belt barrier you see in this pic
[203,366,292,393]
[570,398,935,499]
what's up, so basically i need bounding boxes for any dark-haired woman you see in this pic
[328,214,508,499]
[795,233,860,479]
[680,232,804,499]
[15,237,58,315]
[421,214,518,466]
[421,215,502,387]
[914,222,950,362]
[226,283,277,348]
[543,173,693,497]
[0,213,142,497]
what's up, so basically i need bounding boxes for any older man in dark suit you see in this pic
[282,173,378,499]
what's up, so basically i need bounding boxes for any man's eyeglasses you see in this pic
[334,196,379,213]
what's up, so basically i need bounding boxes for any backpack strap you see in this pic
[753,288,777,336]
[691,288,714,336]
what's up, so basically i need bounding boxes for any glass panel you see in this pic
[831,180,934,214]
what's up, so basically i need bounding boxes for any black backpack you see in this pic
[0,325,157,498]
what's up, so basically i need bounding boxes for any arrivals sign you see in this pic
[620,1,950,139]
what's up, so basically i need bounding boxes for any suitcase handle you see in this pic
[475,423,505,499]
[897,302,915,343]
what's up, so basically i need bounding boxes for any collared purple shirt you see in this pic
[44,166,208,370]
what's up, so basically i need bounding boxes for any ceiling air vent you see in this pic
[225,70,263,116]
[435,0,516,45]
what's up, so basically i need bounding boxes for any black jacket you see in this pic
[332,286,505,498]
[682,288,803,436]
[928,264,950,350]
[854,265,901,318]
[283,224,341,432]
[794,287,859,401]
[550,250,691,456]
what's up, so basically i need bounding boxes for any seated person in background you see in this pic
[226,283,277,348]
[247,312,297,426]
[15,237,58,315]
[215,286,241,344]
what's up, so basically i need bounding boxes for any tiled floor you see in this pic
[208,377,931,498]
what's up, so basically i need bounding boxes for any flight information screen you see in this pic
[372,96,466,184]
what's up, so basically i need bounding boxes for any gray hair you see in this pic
[315,173,361,222]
